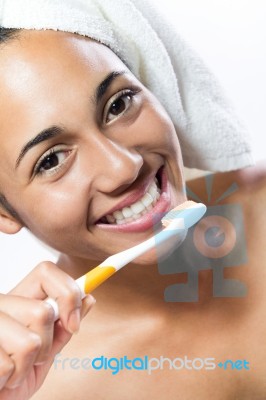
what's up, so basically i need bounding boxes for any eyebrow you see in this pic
[15,70,127,169]
[15,126,64,169]
[95,70,126,104]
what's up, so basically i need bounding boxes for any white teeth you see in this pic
[121,207,133,218]
[148,185,157,198]
[132,213,142,220]
[141,193,153,207]
[106,214,115,223]
[102,177,161,225]
[113,210,124,220]
[131,201,146,215]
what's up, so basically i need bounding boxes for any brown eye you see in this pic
[106,93,132,123]
[40,153,60,171]
[104,88,140,123]
[35,149,71,176]
[109,95,131,116]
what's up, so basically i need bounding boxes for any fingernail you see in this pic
[81,295,96,319]
[89,295,96,304]
[67,308,81,334]
[85,294,96,307]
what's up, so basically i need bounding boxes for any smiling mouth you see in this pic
[96,169,162,226]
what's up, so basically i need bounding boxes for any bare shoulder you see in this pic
[230,160,266,190]
[186,161,266,200]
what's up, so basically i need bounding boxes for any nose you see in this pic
[82,135,144,195]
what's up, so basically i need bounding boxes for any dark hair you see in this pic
[0,27,20,43]
[0,27,22,220]
[0,193,21,221]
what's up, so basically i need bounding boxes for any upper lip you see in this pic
[93,166,163,224]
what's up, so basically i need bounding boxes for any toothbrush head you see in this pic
[161,201,206,229]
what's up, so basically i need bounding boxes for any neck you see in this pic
[58,253,170,300]
[57,252,213,320]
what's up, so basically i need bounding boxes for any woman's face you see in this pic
[0,30,186,264]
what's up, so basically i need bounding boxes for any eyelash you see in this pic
[33,87,141,177]
[104,87,140,123]
[34,146,71,177]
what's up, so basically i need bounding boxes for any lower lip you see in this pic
[94,167,172,233]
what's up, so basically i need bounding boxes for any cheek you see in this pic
[18,185,86,239]
[131,101,181,157]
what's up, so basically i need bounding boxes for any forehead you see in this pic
[0,30,126,108]
[0,30,127,172]
[0,29,124,78]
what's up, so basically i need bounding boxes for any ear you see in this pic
[0,208,23,234]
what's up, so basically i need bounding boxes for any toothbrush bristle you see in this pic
[161,200,197,227]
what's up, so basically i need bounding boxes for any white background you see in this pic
[0,0,265,292]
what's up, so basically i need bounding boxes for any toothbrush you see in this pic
[45,200,206,319]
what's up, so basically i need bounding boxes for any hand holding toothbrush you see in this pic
[0,262,95,399]
[0,200,205,399]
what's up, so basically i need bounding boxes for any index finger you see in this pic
[9,262,82,333]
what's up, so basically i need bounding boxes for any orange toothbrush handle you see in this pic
[83,265,117,294]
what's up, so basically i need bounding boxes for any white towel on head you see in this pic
[0,0,254,171]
